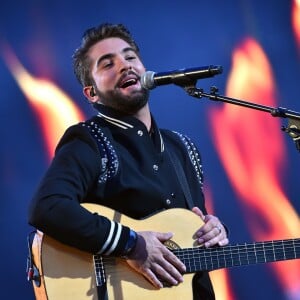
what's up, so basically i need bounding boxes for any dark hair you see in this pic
[72,23,140,87]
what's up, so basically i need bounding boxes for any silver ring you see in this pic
[216,225,222,234]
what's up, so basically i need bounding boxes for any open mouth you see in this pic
[120,78,138,88]
[119,73,140,89]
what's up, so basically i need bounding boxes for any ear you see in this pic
[83,86,99,103]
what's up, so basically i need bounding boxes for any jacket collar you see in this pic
[93,103,164,152]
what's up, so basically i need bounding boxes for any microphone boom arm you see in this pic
[185,86,300,153]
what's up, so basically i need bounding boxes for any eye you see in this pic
[103,63,113,69]
[126,55,136,61]
[99,59,113,69]
[103,62,113,68]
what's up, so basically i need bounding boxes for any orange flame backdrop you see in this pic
[1,2,299,299]
[208,37,300,299]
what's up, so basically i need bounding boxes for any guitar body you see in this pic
[32,204,203,300]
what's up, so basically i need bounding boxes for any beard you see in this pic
[94,85,149,115]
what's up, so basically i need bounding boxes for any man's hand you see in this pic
[192,207,229,247]
[125,231,186,289]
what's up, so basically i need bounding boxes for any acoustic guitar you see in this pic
[30,203,300,299]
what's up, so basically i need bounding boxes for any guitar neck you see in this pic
[174,238,300,273]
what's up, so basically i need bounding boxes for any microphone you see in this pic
[141,65,223,90]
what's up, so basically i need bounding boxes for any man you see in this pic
[28,23,229,299]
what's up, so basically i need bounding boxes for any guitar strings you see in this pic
[174,238,300,272]
[93,239,300,275]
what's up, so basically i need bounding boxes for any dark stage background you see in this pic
[1,1,299,299]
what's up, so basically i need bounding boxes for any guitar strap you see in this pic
[165,135,195,210]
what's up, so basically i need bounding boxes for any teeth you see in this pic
[122,78,137,88]
[126,79,136,84]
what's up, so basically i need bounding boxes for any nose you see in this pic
[117,56,131,73]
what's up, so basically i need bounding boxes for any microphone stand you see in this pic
[184,86,300,153]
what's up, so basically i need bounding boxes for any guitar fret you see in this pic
[293,239,297,258]
[262,242,266,262]
[265,241,275,262]
[217,247,224,269]
[282,240,286,260]
[274,240,283,260]
[245,243,250,265]
[237,244,243,265]
[93,255,106,287]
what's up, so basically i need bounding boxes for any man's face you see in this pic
[87,37,149,115]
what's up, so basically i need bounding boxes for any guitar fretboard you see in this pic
[173,238,300,273]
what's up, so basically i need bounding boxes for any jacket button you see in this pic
[137,130,143,136]
[166,199,171,205]
[153,164,159,171]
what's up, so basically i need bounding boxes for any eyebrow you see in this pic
[96,47,136,68]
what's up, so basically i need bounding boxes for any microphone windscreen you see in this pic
[141,71,155,90]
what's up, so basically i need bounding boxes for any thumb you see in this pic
[155,231,174,242]
[192,207,206,221]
